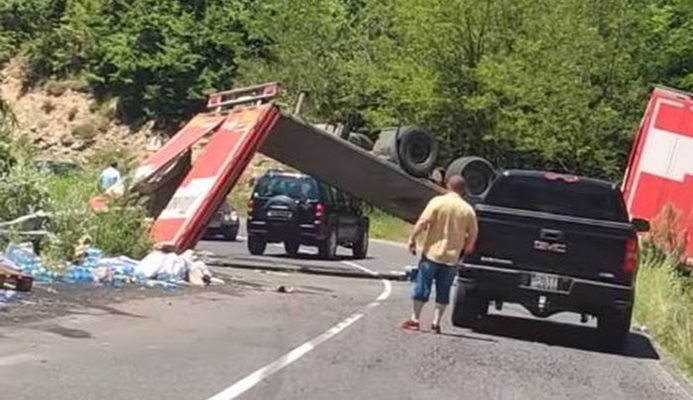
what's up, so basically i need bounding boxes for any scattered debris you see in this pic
[404,265,418,281]
[188,261,212,286]
[1,241,221,299]
[0,264,33,292]
[276,285,295,293]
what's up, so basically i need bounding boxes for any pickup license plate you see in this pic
[528,273,560,292]
[267,210,292,219]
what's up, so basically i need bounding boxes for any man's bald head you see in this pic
[446,175,466,194]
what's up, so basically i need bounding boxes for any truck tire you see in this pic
[348,133,374,151]
[319,227,338,260]
[397,126,439,178]
[445,156,496,196]
[352,225,369,259]
[247,235,267,256]
[451,282,487,328]
[284,240,300,257]
[597,308,632,350]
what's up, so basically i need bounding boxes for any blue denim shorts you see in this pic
[411,256,457,304]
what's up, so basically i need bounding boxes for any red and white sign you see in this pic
[150,104,280,251]
[133,114,225,185]
[622,87,693,263]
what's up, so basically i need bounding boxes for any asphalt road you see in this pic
[0,231,692,400]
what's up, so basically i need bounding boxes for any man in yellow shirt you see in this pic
[402,175,478,334]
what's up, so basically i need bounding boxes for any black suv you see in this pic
[246,170,369,259]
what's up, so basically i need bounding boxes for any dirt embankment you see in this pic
[1,58,154,163]
[1,58,286,179]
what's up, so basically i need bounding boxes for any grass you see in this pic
[45,79,89,97]
[634,244,693,377]
[368,209,411,242]
[44,170,152,263]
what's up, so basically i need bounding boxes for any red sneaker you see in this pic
[401,320,420,331]
[431,324,441,334]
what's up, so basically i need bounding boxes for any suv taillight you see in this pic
[314,203,325,219]
[247,198,254,214]
[623,238,639,275]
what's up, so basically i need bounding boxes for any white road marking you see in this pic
[341,261,392,302]
[206,313,364,400]
[204,260,392,400]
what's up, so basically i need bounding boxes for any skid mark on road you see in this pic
[204,261,391,400]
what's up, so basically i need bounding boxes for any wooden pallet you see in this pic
[0,264,33,292]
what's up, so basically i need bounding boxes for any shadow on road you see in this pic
[39,324,92,339]
[268,252,376,262]
[471,315,659,360]
[441,332,498,343]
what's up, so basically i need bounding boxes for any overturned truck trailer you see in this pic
[133,83,496,252]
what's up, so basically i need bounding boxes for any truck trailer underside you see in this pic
[133,83,444,252]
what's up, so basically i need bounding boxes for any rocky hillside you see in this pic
[1,58,155,163]
[0,58,285,181]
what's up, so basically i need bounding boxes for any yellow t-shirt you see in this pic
[418,192,478,266]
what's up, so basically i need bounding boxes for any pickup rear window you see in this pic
[484,175,629,221]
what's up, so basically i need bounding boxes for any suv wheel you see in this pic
[597,308,632,350]
[352,227,369,259]
[222,226,237,241]
[451,282,487,328]
[284,240,300,257]
[247,235,267,256]
[319,228,338,260]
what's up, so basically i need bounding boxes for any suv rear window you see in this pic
[485,175,628,221]
[254,174,319,200]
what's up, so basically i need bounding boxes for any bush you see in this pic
[635,242,693,377]
[42,172,152,263]
[86,146,137,174]
[44,79,90,97]
[89,97,118,120]
[44,80,69,97]
[88,195,152,259]
[71,117,108,141]
[0,163,49,221]
[0,142,16,176]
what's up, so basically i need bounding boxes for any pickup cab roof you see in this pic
[500,170,619,190]
[486,170,629,223]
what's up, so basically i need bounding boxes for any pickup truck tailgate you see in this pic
[467,173,637,286]
[470,205,634,284]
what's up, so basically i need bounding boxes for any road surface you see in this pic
[0,231,691,400]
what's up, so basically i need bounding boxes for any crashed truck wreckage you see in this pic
[128,82,497,252]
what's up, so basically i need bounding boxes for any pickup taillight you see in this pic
[623,238,639,275]
[314,203,325,219]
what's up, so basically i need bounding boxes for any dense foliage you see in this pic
[2,0,693,179]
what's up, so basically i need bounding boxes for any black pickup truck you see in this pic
[452,170,650,348]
